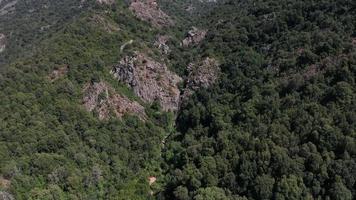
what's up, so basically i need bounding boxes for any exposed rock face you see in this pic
[154,35,170,55]
[0,33,6,53]
[0,0,17,16]
[48,65,69,81]
[0,191,14,200]
[182,57,220,100]
[96,0,115,5]
[129,0,174,28]
[0,177,10,190]
[111,52,182,111]
[182,27,207,47]
[89,14,120,33]
[83,81,146,120]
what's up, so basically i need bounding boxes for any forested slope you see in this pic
[0,0,355,200]
[162,1,356,199]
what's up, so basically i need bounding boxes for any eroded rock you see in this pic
[89,14,120,33]
[129,0,174,28]
[83,81,146,120]
[182,27,207,47]
[0,177,10,190]
[182,57,220,100]
[154,35,170,55]
[48,65,69,81]
[0,191,14,200]
[111,52,182,111]
[0,33,6,53]
[96,0,115,5]
[0,0,17,16]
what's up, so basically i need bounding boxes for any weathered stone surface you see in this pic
[182,27,207,47]
[0,191,14,200]
[0,33,6,53]
[96,0,115,5]
[83,81,146,120]
[182,57,220,100]
[89,14,120,33]
[154,35,170,55]
[111,52,182,111]
[0,0,17,16]
[48,65,69,81]
[129,0,174,28]
[0,177,10,190]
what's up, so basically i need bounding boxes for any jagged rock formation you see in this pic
[129,0,174,28]
[83,81,146,120]
[111,52,182,111]
[182,57,220,100]
[0,0,17,16]
[154,35,170,54]
[96,0,115,5]
[182,27,207,47]
[0,191,14,200]
[48,65,69,81]
[0,33,6,53]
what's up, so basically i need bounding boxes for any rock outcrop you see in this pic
[96,0,115,5]
[83,81,146,120]
[0,191,14,200]
[0,33,6,53]
[89,14,120,33]
[182,27,207,47]
[182,57,220,100]
[129,0,174,28]
[0,0,17,16]
[154,35,170,55]
[111,52,182,111]
[48,65,69,81]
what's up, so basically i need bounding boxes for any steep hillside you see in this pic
[0,0,355,200]
[162,1,356,199]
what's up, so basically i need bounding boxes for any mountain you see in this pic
[0,0,355,199]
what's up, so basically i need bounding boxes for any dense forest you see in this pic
[0,0,355,199]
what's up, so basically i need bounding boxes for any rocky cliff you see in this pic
[111,52,182,111]
[83,81,146,120]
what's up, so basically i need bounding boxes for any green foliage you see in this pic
[0,0,355,200]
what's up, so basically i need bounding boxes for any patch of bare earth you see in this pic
[111,52,182,111]
[83,81,146,120]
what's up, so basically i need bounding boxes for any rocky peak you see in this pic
[111,52,182,112]
[182,27,207,47]
[129,0,174,28]
[83,81,146,120]
[0,33,6,53]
